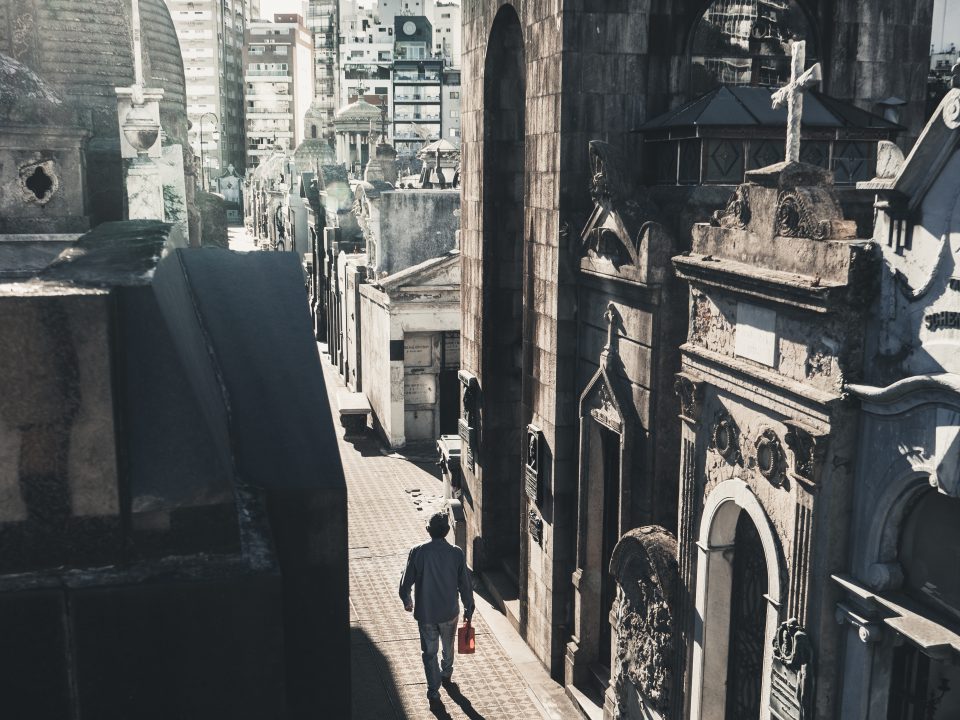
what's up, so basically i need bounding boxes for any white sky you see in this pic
[933,0,960,51]
[257,0,305,17]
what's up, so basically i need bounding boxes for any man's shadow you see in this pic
[430,683,487,720]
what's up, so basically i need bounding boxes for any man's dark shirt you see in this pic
[399,537,475,624]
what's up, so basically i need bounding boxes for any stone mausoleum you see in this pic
[457,1,940,719]
[0,2,350,717]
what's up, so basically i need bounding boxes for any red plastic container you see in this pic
[457,620,475,654]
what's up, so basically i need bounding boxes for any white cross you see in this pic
[771,41,822,164]
[130,0,146,102]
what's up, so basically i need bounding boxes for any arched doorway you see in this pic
[723,511,768,719]
[479,5,526,577]
[691,479,783,720]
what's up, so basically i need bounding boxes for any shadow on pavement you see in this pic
[343,431,384,458]
[351,625,407,719]
[444,683,487,720]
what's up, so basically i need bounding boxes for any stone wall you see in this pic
[375,190,460,275]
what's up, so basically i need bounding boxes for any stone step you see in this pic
[478,568,521,632]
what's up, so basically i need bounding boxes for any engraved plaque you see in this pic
[403,374,436,405]
[404,334,433,367]
[736,302,777,367]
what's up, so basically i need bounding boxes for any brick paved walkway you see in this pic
[318,348,577,720]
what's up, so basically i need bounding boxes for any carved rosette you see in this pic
[674,372,705,424]
[609,527,678,719]
[774,190,830,241]
[711,414,742,465]
[755,429,787,487]
[711,184,751,229]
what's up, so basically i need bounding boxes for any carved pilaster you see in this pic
[787,498,813,624]
[674,435,698,720]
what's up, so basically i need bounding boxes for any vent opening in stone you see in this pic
[25,166,54,202]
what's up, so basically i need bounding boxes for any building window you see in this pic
[449,91,460,99]
[449,110,459,118]
[690,0,816,97]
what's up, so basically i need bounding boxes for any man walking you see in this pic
[399,511,475,709]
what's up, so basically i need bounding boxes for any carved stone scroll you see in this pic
[609,526,679,720]
[674,372,705,424]
[711,184,751,229]
[783,420,828,486]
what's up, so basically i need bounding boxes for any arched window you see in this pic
[899,489,960,623]
[886,488,960,720]
[691,0,816,96]
[311,124,318,139]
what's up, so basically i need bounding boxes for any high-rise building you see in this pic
[338,0,394,114]
[307,1,341,138]
[244,13,315,168]
[166,0,251,189]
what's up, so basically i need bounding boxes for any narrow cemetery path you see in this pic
[318,345,580,720]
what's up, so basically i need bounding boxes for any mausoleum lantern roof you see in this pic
[639,86,902,187]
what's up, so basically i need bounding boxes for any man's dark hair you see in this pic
[427,511,450,539]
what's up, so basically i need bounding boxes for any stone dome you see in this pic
[0,0,191,226]
[0,53,76,125]
[294,139,337,173]
[334,99,384,127]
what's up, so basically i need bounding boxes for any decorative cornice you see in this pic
[846,373,960,415]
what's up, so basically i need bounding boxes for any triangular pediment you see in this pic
[379,252,460,291]
[579,363,634,434]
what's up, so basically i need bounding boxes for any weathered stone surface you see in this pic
[196,191,229,249]
[608,527,679,720]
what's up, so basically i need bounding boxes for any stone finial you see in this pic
[602,302,622,366]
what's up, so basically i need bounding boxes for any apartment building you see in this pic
[166,0,250,188]
[306,0,341,137]
[244,13,314,168]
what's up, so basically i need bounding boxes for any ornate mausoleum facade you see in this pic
[458,1,940,719]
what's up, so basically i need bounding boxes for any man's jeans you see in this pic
[418,617,458,698]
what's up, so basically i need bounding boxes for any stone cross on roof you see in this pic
[771,40,822,164]
[130,0,146,102]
